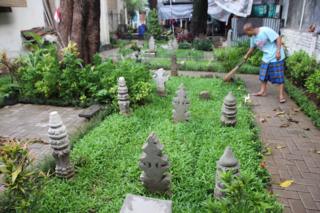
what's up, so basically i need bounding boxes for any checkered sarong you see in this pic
[259,60,285,84]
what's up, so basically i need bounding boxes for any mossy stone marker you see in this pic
[139,132,170,193]
[48,111,74,179]
[214,146,240,198]
[118,77,130,115]
[221,92,237,126]
[172,84,190,123]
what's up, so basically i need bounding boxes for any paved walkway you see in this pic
[178,71,320,213]
[0,104,87,163]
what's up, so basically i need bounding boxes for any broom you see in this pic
[223,60,245,82]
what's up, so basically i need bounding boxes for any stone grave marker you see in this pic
[221,92,237,126]
[153,68,169,96]
[48,111,74,179]
[120,194,172,213]
[139,132,170,193]
[172,84,190,123]
[171,54,178,76]
[171,37,178,50]
[199,91,211,100]
[149,36,156,53]
[214,146,240,198]
[118,77,130,115]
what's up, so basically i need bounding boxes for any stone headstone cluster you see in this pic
[48,111,74,179]
[153,68,169,96]
[172,84,190,123]
[221,92,237,126]
[214,146,240,198]
[139,132,171,193]
[118,77,130,115]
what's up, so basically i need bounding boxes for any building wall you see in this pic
[108,0,118,11]
[0,0,44,57]
[286,0,320,30]
[281,28,320,61]
[107,0,125,32]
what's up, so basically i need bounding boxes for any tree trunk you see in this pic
[191,0,208,36]
[59,0,100,64]
[59,0,73,46]
[149,0,157,9]
[85,0,100,63]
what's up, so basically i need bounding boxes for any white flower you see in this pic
[244,94,252,105]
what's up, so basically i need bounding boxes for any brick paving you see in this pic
[178,71,320,213]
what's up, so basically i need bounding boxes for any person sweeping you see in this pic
[243,23,286,103]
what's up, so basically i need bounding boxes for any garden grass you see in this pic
[155,48,204,60]
[0,75,12,105]
[145,57,259,74]
[36,77,272,212]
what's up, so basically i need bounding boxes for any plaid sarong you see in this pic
[259,60,285,84]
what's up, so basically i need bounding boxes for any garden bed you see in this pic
[34,77,280,212]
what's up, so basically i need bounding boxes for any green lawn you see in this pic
[0,75,12,106]
[156,47,204,60]
[36,77,278,212]
[144,57,259,74]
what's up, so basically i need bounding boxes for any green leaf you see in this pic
[11,165,22,184]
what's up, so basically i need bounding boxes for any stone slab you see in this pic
[79,104,102,119]
[120,194,172,213]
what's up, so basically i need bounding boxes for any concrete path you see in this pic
[0,104,87,163]
[178,71,320,213]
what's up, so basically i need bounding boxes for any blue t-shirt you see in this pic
[250,27,285,63]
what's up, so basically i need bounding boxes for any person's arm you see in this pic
[275,36,282,60]
[244,47,255,61]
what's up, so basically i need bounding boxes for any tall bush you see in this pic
[147,9,162,40]
[286,50,317,86]
[305,69,320,99]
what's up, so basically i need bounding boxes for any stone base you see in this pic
[79,104,102,119]
[144,52,156,57]
[157,90,166,97]
[120,194,172,213]
[221,116,237,127]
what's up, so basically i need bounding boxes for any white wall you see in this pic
[0,0,44,57]
[281,28,320,61]
[101,0,110,45]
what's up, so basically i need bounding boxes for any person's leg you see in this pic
[253,81,267,96]
[279,83,286,103]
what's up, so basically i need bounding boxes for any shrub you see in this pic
[0,140,47,212]
[248,50,263,67]
[207,172,282,213]
[286,50,318,86]
[192,38,213,51]
[17,39,152,108]
[178,41,192,49]
[147,9,162,40]
[305,69,320,99]
[214,47,243,71]
[285,78,320,128]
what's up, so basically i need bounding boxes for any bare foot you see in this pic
[279,97,286,103]
[252,91,267,96]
